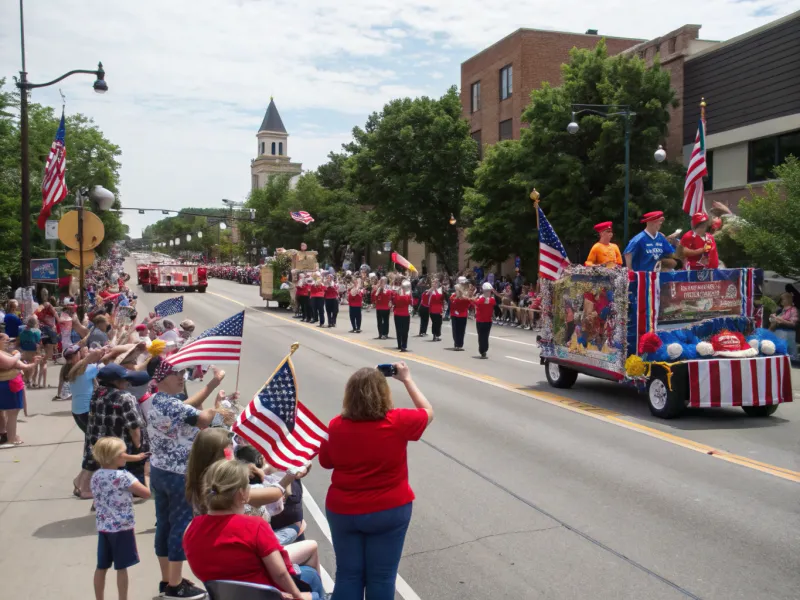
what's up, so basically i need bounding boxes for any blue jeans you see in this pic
[150,467,193,561]
[327,503,412,600]
[298,565,325,600]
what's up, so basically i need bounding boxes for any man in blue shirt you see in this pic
[624,211,680,272]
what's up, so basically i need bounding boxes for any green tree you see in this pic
[465,41,684,267]
[733,157,800,279]
[347,86,478,272]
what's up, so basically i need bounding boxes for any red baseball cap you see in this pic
[593,221,613,233]
[691,212,709,228]
[641,211,664,223]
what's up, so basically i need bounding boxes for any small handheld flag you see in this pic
[154,296,184,317]
[38,110,68,229]
[232,344,328,470]
[391,252,416,272]
[168,311,244,369]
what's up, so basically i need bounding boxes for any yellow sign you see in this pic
[58,210,105,251]
[65,249,96,270]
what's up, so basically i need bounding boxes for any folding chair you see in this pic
[205,580,284,600]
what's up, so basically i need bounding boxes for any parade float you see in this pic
[260,247,319,308]
[538,264,793,418]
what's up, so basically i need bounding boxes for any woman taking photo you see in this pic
[319,362,433,600]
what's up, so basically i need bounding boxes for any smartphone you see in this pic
[377,364,397,377]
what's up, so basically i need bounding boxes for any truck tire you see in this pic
[545,360,578,389]
[742,405,779,417]
[647,370,684,419]
[198,287,206,293]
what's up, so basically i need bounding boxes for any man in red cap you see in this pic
[585,221,622,267]
[679,212,719,270]
[623,211,680,272]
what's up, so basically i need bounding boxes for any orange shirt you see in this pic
[585,242,622,267]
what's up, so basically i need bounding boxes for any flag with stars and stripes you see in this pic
[682,118,708,215]
[154,296,184,317]
[38,110,68,229]
[232,355,328,470]
[538,207,569,281]
[168,311,244,368]
[290,210,315,225]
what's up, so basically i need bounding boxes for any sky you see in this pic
[1,0,797,237]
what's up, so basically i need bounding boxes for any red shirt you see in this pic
[472,296,496,322]
[372,289,391,311]
[347,290,363,307]
[449,295,471,318]
[295,284,308,297]
[420,290,431,308]
[319,408,429,515]
[680,231,719,269]
[98,289,113,300]
[324,285,338,300]
[310,283,325,298]
[184,514,295,590]
[392,293,411,317]
[428,291,444,315]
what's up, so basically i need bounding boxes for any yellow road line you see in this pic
[207,291,800,484]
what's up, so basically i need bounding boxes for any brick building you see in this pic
[460,29,644,154]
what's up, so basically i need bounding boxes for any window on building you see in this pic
[471,81,481,113]
[748,130,800,182]
[703,150,714,191]
[668,37,676,54]
[471,130,482,159]
[260,142,265,155]
[279,142,283,156]
[499,65,512,100]
[499,119,513,141]
[271,142,276,155]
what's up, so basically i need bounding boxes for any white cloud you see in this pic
[0,0,796,236]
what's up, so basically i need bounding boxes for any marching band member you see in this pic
[679,212,719,270]
[310,275,326,327]
[585,221,622,267]
[473,283,497,358]
[623,211,680,272]
[372,277,392,340]
[449,280,472,351]
[392,280,413,352]
[347,278,364,333]
[324,275,339,327]
[295,273,309,322]
[428,278,444,342]
[417,280,431,337]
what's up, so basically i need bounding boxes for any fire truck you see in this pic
[137,262,208,293]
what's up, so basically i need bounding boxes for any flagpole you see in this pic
[700,98,709,216]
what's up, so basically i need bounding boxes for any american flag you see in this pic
[38,110,68,229]
[232,356,328,470]
[538,207,569,281]
[682,118,708,215]
[154,296,184,317]
[168,311,244,368]
[290,210,314,225]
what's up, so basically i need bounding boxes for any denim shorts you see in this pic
[97,529,140,570]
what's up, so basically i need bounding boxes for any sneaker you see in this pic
[480,353,487,359]
[349,329,356,333]
[164,580,206,599]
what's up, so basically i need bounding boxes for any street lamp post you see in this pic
[16,0,107,286]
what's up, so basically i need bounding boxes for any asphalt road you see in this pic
[138,270,799,600]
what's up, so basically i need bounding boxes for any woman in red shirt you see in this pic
[371,278,392,340]
[472,283,497,358]
[319,363,433,600]
[347,279,364,333]
[449,284,472,351]
[309,278,326,327]
[427,279,444,342]
[324,275,339,328]
[184,460,324,600]
[295,275,310,323]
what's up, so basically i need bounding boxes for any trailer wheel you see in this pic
[742,405,779,417]
[198,287,206,293]
[647,371,684,419]
[545,360,578,389]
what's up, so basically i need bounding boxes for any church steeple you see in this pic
[259,97,287,133]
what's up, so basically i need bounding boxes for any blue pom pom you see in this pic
[749,328,789,355]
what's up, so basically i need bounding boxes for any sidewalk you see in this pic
[0,382,164,600]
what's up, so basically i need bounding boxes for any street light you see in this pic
[449,213,457,226]
[74,186,113,313]
[186,234,192,242]
[654,145,667,163]
[16,0,107,286]
[197,231,203,239]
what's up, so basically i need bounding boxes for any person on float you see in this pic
[623,211,680,272]
[449,278,471,351]
[372,277,392,340]
[472,283,496,359]
[585,221,622,267]
[391,280,412,352]
[428,278,444,342]
[679,212,719,270]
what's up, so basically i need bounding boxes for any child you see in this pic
[18,316,41,387]
[90,437,151,600]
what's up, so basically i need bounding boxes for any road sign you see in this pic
[65,249,96,270]
[31,258,59,282]
[58,210,105,251]
[45,220,59,240]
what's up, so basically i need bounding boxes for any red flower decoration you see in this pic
[638,331,662,355]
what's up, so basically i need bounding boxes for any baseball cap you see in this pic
[97,363,151,386]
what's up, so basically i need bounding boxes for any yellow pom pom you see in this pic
[625,354,646,377]
[148,339,166,357]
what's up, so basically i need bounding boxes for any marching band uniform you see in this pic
[623,211,676,272]
[473,283,496,358]
[449,288,471,351]
[392,282,412,352]
[347,283,364,333]
[295,278,310,322]
[680,212,719,270]
[310,279,326,326]
[372,280,392,340]
[428,282,444,342]
[418,288,431,336]
[585,221,622,267]
[324,278,339,327]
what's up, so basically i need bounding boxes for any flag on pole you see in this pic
[390,251,417,272]
[168,311,244,368]
[38,110,68,229]
[232,350,328,470]
[290,211,315,225]
[154,296,184,317]
[537,207,569,281]
[683,118,708,215]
